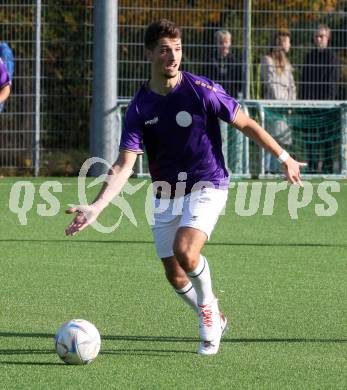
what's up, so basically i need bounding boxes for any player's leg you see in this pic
[175,187,229,306]
[173,227,213,304]
[152,188,229,355]
[173,226,227,355]
[161,256,198,313]
[151,197,199,313]
[173,187,229,354]
[161,254,228,339]
[153,205,222,316]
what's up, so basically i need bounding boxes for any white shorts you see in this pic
[151,187,228,259]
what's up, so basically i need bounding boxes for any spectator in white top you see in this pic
[261,29,296,173]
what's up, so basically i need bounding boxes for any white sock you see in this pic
[187,255,214,305]
[175,281,198,313]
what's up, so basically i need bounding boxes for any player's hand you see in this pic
[282,156,307,187]
[65,204,101,236]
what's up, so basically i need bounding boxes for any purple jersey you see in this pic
[120,71,240,195]
[0,59,10,89]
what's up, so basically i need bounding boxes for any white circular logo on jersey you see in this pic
[176,111,192,127]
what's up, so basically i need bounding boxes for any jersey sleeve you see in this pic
[0,60,10,89]
[205,82,240,123]
[119,101,144,154]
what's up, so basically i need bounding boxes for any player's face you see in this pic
[147,37,182,79]
[314,28,329,49]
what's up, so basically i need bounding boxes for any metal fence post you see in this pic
[258,103,265,175]
[241,102,250,176]
[34,0,41,177]
[90,0,118,176]
[243,0,251,100]
[341,104,347,175]
[220,120,229,170]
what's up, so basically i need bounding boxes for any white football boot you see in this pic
[198,298,222,341]
[197,312,229,356]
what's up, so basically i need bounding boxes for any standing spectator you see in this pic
[204,30,243,173]
[205,30,242,98]
[261,29,296,173]
[300,25,340,173]
[0,57,10,110]
[300,25,340,100]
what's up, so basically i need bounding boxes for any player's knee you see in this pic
[173,245,199,272]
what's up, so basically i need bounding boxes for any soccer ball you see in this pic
[54,319,101,365]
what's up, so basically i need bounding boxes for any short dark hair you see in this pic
[144,19,182,50]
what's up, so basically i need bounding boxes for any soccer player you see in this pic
[66,20,306,355]
[0,57,10,111]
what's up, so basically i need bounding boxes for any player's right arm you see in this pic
[65,150,137,236]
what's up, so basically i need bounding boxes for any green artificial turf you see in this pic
[0,177,346,389]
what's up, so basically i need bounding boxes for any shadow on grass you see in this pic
[0,332,345,344]
[0,348,63,366]
[0,238,346,248]
[0,361,63,366]
[0,333,197,358]
[0,332,345,364]
[0,348,54,355]
[101,348,195,356]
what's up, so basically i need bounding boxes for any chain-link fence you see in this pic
[118,0,347,176]
[1,1,346,175]
[118,0,347,100]
[0,1,93,174]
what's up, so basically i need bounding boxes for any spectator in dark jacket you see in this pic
[203,30,243,172]
[300,25,340,100]
[300,25,341,174]
[205,30,242,98]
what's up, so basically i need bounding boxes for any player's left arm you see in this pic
[232,109,306,185]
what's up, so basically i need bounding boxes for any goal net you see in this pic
[227,101,347,178]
